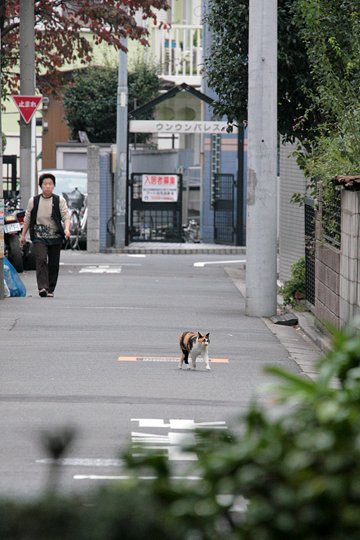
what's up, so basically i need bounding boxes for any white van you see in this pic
[38,169,87,197]
[38,169,88,249]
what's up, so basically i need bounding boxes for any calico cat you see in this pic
[179,331,211,371]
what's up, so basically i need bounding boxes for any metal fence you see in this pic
[213,173,235,245]
[304,197,315,305]
[322,186,341,249]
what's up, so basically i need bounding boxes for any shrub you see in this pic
[279,256,306,306]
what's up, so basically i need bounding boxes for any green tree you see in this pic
[204,0,360,148]
[293,0,360,125]
[63,60,160,143]
[205,0,360,220]
[204,0,320,144]
[292,0,360,186]
[0,0,168,97]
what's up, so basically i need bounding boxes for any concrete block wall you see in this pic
[99,152,113,251]
[314,211,341,328]
[87,145,100,253]
[339,190,360,326]
[313,188,360,329]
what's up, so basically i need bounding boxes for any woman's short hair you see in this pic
[39,172,56,187]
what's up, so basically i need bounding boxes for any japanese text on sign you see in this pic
[142,175,179,202]
[129,120,238,134]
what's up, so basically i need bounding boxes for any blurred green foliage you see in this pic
[2,323,360,538]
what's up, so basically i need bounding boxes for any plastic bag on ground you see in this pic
[4,256,27,297]
[3,279,10,297]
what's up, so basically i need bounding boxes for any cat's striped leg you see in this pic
[204,352,211,371]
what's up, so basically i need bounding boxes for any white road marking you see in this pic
[131,419,227,430]
[194,259,246,267]
[60,262,140,266]
[127,254,146,258]
[130,419,228,462]
[74,475,201,481]
[131,431,197,461]
[36,458,122,467]
[118,356,229,363]
[79,265,122,274]
[62,306,147,310]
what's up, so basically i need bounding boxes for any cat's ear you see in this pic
[205,333,210,338]
[198,332,203,338]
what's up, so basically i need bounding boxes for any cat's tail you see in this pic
[179,331,190,364]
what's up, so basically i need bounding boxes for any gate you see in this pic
[213,173,235,244]
[129,173,182,242]
[3,155,18,199]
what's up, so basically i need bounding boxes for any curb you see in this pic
[106,245,247,255]
[295,311,332,352]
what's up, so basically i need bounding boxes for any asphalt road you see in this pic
[0,251,299,498]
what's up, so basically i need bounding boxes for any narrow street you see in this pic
[0,252,302,497]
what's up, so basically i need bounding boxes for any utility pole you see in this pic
[245,0,278,317]
[114,35,128,250]
[19,0,35,210]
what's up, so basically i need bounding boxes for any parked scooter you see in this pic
[4,196,36,272]
[4,200,23,272]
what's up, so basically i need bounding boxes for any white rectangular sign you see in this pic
[130,120,237,134]
[142,174,179,203]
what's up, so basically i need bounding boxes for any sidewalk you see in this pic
[107,242,246,255]
[224,265,331,381]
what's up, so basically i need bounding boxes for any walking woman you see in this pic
[20,172,71,297]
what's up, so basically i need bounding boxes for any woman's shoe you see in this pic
[47,292,54,297]
[39,289,48,297]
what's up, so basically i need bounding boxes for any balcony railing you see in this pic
[150,24,203,86]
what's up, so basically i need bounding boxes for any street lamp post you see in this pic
[114,35,128,250]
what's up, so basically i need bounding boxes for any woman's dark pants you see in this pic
[33,242,62,293]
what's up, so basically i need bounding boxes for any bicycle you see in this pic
[182,219,201,243]
[64,189,87,250]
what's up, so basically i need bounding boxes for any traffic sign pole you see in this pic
[20,0,35,211]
